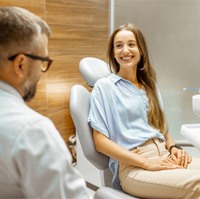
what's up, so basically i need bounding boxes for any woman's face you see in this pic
[113,29,141,71]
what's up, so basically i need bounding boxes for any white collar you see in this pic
[0,80,24,104]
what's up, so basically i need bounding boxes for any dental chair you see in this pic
[70,57,137,199]
[69,57,195,199]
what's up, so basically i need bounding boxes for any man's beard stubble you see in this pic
[23,83,37,102]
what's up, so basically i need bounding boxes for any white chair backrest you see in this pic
[70,85,109,170]
[79,57,111,87]
[70,57,113,187]
[70,57,114,187]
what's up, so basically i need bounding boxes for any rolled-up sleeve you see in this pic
[88,85,110,138]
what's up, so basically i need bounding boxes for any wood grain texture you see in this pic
[0,0,109,145]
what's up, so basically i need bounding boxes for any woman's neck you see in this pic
[117,69,142,89]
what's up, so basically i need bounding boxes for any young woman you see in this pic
[88,23,200,198]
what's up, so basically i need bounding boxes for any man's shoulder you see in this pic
[0,94,50,134]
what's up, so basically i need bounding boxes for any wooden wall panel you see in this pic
[0,0,109,146]
[0,0,46,18]
[46,0,109,143]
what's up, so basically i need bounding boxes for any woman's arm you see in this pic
[164,132,176,151]
[93,129,182,171]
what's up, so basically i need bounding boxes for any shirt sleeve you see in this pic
[88,84,110,138]
[10,117,89,199]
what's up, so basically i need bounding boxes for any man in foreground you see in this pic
[0,6,89,198]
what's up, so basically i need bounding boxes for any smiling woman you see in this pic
[88,23,200,198]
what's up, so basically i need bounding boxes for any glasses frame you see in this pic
[8,53,53,72]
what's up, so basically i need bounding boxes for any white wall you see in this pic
[114,0,200,140]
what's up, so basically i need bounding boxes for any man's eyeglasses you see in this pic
[8,53,53,72]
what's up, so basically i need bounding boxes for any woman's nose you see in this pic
[122,45,129,52]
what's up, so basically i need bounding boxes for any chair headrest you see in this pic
[79,57,111,87]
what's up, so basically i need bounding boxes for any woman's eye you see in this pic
[116,44,122,48]
[129,43,136,47]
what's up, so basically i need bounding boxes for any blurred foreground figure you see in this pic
[0,6,89,198]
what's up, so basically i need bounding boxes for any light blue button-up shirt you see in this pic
[88,73,165,189]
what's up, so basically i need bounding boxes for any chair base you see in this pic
[94,187,139,199]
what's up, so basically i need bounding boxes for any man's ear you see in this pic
[12,54,28,78]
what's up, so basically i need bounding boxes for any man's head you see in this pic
[0,7,52,101]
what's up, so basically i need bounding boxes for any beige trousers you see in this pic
[119,138,200,199]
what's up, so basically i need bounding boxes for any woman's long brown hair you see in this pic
[107,23,168,135]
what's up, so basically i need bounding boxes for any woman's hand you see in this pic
[169,148,192,168]
[164,133,192,169]
[142,156,183,171]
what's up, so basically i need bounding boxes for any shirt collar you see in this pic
[0,80,24,104]
[108,73,123,84]
[108,73,145,92]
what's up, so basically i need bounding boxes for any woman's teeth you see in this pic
[122,57,132,60]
